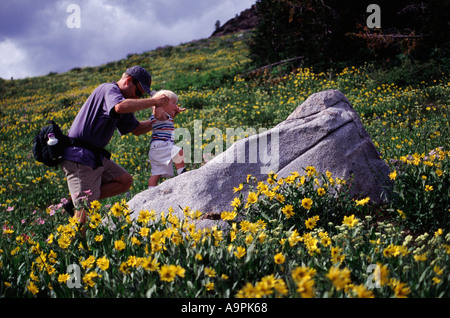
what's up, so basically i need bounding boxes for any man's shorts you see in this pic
[61,158,128,208]
[148,140,182,178]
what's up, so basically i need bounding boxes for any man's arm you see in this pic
[132,120,153,136]
[115,94,169,114]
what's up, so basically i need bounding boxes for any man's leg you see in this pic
[99,158,133,200]
[148,175,160,188]
[61,160,103,225]
[61,158,131,224]
[99,172,133,200]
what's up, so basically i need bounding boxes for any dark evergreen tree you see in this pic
[248,0,449,70]
[248,0,337,68]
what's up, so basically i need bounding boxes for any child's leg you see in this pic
[173,149,186,174]
[148,175,161,188]
[173,149,184,166]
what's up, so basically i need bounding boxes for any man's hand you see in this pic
[151,94,169,107]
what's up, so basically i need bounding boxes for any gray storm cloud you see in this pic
[0,0,255,79]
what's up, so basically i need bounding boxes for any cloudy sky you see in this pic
[0,0,256,79]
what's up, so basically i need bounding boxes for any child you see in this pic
[148,90,186,189]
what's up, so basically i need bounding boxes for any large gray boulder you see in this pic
[127,89,391,228]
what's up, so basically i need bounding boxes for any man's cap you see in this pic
[126,66,152,95]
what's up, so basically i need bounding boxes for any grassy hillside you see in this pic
[0,31,449,298]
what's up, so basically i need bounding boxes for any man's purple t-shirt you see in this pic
[63,82,139,168]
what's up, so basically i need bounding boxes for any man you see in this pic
[61,66,168,224]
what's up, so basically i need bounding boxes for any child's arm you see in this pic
[172,105,186,119]
[152,105,168,121]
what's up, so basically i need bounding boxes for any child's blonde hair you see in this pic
[153,90,178,103]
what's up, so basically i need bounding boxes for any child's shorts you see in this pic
[148,140,182,178]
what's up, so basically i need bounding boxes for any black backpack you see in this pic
[32,120,112,168]
[32,120,70,167]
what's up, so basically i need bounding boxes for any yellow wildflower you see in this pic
[317,187,326,196]
[27,282,39,295]
[114,239,126,251]
[413,253,427,262]
[236,282,264,298]
[234,246,246,259]
[110,202,125,217]
[230,197,241,208]
[137,209,156,224]
[204,267,217,277]
[80,255,96,269]
[139,227,150,237]
[291,266,316,298]
[274,252,285,264]
[326,266,352,291]
[141,257,159,272]
[301,198,313,210]
[281,204,295,219]
[245,192,258,208]
[96,256,110,271]
[355,197,370,206]
[389,170,397,180]
[391,280,410,298]
[205,282,215,291]
[305,215,319,230]
[159,265,178,282]
[83,272,101,288]
[233,183,243,193]
[288,229,302,247]
[343,215,358,228]
[352,284,375,298]
[296,277,315,298]
[330,246,345,265]
[432,277,442,285]
[90,200,101,211]
[58,273,70,284]
[305,166,316,177]
[221,211,237,221]
[433,266,443,276]
[258,232,267,243]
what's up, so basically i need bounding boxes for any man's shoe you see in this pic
[63,198,74,216]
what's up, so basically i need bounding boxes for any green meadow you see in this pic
[0,32,448,298]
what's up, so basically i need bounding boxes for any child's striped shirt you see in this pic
[150,113,175,143]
